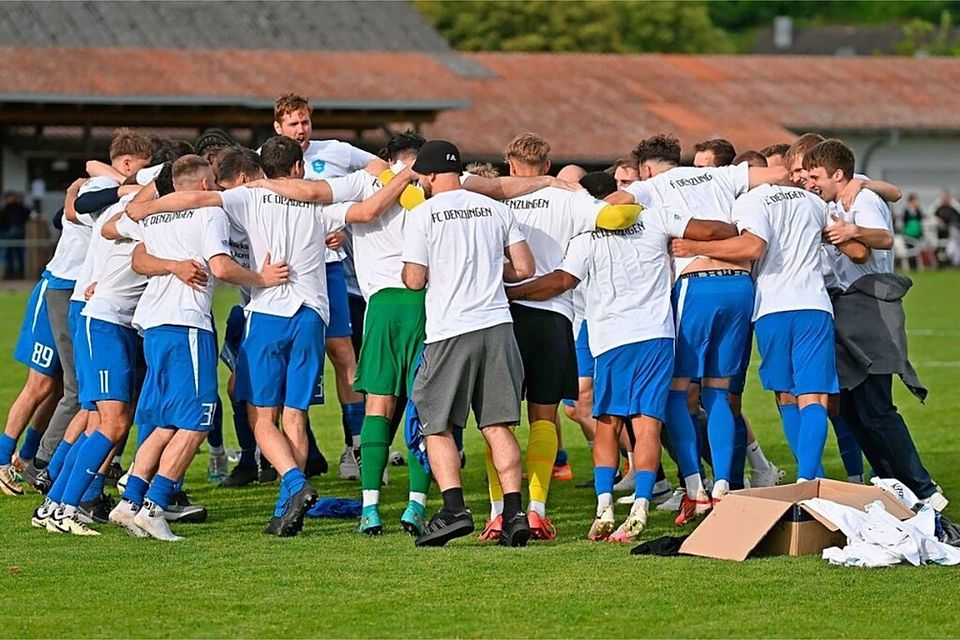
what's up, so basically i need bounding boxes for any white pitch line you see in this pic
[914,361,960,368]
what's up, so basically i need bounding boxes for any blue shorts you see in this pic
[562,321,594,409]
[325,261,352,339]
[77,317,140,408]
[136,326,219,431]
[69,301,89,404]
[14,277,61,376]
[755,310,839,396]
[672,273,754,379]
[593,338,674,421]
[728,325,754,395]
[220,304,245,372]
[235,306,326,411]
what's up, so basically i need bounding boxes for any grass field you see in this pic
[0,271,958,638]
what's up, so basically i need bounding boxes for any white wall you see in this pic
[1,145,28,194]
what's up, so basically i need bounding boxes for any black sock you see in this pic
[503,492,522,520]
[34,457,48,470]
[441,487,465,513]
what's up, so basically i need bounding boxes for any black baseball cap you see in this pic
[412,140,462,175]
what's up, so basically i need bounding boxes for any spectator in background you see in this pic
[1,191,30,280]
[934,189,960,267]
[901,193,924,241]
[30,178,46,215]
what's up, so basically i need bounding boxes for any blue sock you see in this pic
[232,399,257,468]
[798,404,828,480]
[60,431,114,508]
[665,391,700,478]
[554,448,568,467]
[144,474,178,510]
[0,433,16,465]
[830,415,864,478]
[81,473,105,503]
[594,465,616,497]
[634,470,656,502]
[342,401,365,444]
[18,427,42,462]
[173,477,184,494]
[48,434,87,503]
[274,468,307,516]
[730,415,748,488]
[778,404,801,461]
[48,440,73,480]
[122,474,149,507]
[701,387,735,483]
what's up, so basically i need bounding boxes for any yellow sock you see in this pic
[527,419,559,511]
[485,442,503,506]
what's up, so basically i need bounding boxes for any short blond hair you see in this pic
[172,154,213,189]
[464,162,499,178]
[109,128,153,161]
[783,132,825,170]
[505,133,550,167]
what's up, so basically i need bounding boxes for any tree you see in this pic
[896,10,960,56]
[414,0,734,53]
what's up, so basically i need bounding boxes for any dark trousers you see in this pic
[840,373,937,499]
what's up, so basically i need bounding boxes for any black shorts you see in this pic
[510,303,578,405]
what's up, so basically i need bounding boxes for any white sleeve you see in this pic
[218,187,255,227]
[346,144,376,171]
[401,209,429,266]
[722,163,751,198]
[565,190,609,234]
[560,233,591,281]
[77,176,120,196]
[659,206,693,238]
[114,214,144,241]
[327,170,375,203]
[320,202,349,233]
[732,195,772,244]
[851,194,890,230]
[502,206,526,247]
[201,210,232,261]
[623,180,658,207]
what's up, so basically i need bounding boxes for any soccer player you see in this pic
[107,155,288,540]
[803,140,946,508]
[611,157,640,189]
[760,143,791,169]
[273,93,373,478]
[506,203,738,543]
[482,133,641,541]
[671,176,866,481]
[693,138,737,168]
[127,136,415,535]
[401,140,535,548]
[610,133,787,523]
[26,130,153,492]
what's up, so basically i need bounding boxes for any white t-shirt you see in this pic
[79,196,147,327]
[302,139,375,264]
[219,187,349,322]
[823,188,895,292]
[116,208,231,333]
[732,185,833,321]
[46,176,117,281]
[560,206,692,356]
[71,199,127,304]
[503,187,609,322]
[624,164,750,275]
[402,189,525,344]
[327,169,408,300]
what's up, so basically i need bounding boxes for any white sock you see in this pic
[597,492,613,514]
[746,441,770,472]
[528,500,546,518]
[712,479,730,499]
[61,504,77,517]
[490,499,503,519]
[362,489,380,508]
[210,445,224,456]
[848,474,864,485]
[684,473,704,499]
[351,435,361,449]
[408,491,427,507]
[797,477,811,483]
[626,451,635,475]
[112,455,122,465]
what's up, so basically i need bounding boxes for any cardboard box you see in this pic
[679,479,915,561]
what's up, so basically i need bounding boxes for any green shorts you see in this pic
[354,288,427,397]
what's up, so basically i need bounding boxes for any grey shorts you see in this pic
[412,322,523,435]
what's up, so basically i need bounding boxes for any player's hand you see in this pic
[84,282,96,300]
[243,179,266,189]
[66,178,86,196]
[125,201,148,221]
[325,231,346,251]
[824,214,859,245]
[172,259,208,291]
[548,177,583,192]
[839,178,865,211]
[671,238,699,257]
[259,253,290,287]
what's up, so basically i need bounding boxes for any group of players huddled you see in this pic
[0,93,946,547]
